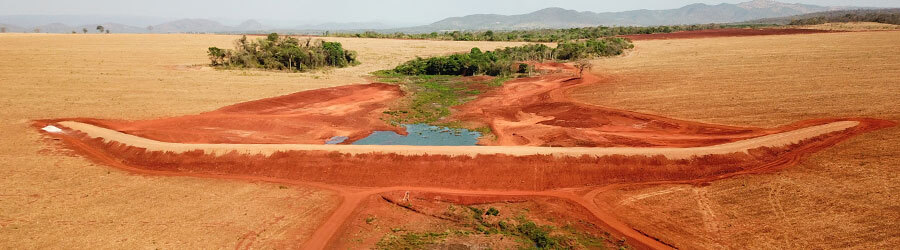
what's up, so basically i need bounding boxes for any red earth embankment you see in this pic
[83,83,405,144]
[38,118,892,191]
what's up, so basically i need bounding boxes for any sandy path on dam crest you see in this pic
[55,120,859,159]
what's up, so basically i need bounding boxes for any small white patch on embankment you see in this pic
[41,125,63,133]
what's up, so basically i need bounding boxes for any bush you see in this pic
[387,37,632,77]
[207,47,226,65]
[208,33,359,71]
[517,220,564,248]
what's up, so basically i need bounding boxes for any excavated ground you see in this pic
[35,64,894,249]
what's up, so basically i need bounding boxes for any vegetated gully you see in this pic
[35,63,893,249]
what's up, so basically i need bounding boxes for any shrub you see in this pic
[207,47,226,65]
[517,220,564,248]
[208,33,359,71]
[486,207,500,216]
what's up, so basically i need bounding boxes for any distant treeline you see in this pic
[384,37,632,76]
[329,24,770,42]
[743,9,900,26]
[788,9,900,25]
[207,33,358,71]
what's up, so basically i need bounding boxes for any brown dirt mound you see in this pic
[621,28,836,41]
[84,83,405,144]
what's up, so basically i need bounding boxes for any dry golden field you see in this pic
[0,33,528,248]
[574,31,900,249]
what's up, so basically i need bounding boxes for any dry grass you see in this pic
[574,31,900,248]
[0,33,527,248]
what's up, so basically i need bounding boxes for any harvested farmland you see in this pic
[572,30,900,249]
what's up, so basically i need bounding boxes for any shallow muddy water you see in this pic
[352,124,482,146]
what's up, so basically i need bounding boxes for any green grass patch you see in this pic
[373,206,619,249]
[376,231,449,249]
[375,72,506,127]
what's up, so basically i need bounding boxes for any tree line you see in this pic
[788,10,900,25]
[207,33,358,71]
[329,24,768,42]
[386,37,632,76]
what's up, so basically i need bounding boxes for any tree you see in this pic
[82,28,88,34]
[96,25,105,33]
[146,26,153,32]
[72,31,77,34]
[483,30,495,41]
[207,47,226,66]
[575,60,593,78]
[1,27,6,33]
[33,28,40,33]
[105,29,110,34]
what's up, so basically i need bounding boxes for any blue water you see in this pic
[352,124,482,146]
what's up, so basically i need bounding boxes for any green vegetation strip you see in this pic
[387,38,631,77]
[330,24,773,42]
[377,38,632,135]
[375,71,506,130]
[376,206,625,249]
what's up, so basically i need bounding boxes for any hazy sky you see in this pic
[2,0,898,25]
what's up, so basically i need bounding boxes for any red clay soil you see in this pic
[83,83,405,144]
[34,64,896,249]
[453,62,849,147]
[68,63,859,149]
[39,119,890,191]
[621,28,836,41]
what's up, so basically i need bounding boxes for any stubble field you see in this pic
[0,33,528,248]
[571,31,900,248]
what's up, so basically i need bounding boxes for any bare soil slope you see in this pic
[572,31,900,249]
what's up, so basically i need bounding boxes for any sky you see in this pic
[2,0,898,26]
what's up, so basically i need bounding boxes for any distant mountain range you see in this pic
[403,0,848,32]
[0,16,401,34]
[0,1,870,34]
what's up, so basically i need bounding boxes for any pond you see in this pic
[351,124,482,146]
